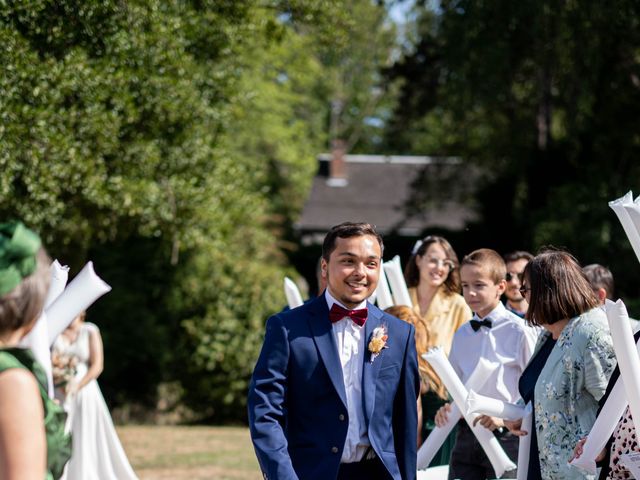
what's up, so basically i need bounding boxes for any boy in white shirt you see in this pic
[435,248,538,479]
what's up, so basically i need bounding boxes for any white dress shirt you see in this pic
[448,302,539,403]
[325,290,370,463]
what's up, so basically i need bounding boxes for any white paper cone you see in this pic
[516,409,533,480]
[383,256,413,308]
[44,259,69,309]
[19,312,54,397]
[374,264,394,310]
[283,277,304,309]
[417,465,449,480]
[606,300,640,434]
[609,191,640,264]
[466,390,530,420]
[46,262,111,345]
[423,347,517,477]
[417,403,462,469]
[417,356,498,469]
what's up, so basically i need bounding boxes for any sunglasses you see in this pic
[505,272,524,283]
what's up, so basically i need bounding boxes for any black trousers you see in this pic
[337,456,392,480]
[448,421,519,480]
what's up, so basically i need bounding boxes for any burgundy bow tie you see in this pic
[329,303,368,327]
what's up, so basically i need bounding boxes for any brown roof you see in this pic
[295,154,478,242]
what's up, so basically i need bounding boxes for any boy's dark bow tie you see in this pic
[470,318,492,331]
[329,303,368,326]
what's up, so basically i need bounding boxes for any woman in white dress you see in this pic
[53,312,138,480]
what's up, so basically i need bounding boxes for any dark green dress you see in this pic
[0,348,71,480]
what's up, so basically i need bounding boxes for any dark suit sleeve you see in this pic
[247,314,298,480]
[393,323,419,480]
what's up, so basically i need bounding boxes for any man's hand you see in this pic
[434,403,451,427]
[472,415,504,431]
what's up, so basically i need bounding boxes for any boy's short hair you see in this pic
[460,248,506,284]
[582,263,614,299]
[321,222,384,261]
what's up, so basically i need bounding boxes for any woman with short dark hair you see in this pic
[508,249,616,479]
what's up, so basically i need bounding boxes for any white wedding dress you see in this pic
[54,322,138,480]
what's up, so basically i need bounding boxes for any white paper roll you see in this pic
[44,259,70,309]
[46,261,111,346]
[383,256,413,308]
[466,390,530,421]
[417,357,497,469]
[20,260,70,397]
[374,264,394,310]
[423,347,517,477]
[20,312,54,397]
[607,300,640,434]
[283,277,304,309]
[416,465,449,480]
[609,191,640,264]
[516,410,533,480]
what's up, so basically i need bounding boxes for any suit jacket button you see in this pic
[331,446,339,453]
[338,414,345,421]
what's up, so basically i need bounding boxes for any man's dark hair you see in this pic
[322,222,384,261]
[582,263,615,299]
[503,250,534,264]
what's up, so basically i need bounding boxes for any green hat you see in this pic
[0,221,41,296]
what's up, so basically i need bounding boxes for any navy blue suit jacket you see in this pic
[248,294,419,480]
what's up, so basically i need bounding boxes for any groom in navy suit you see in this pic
[248,222,419,480]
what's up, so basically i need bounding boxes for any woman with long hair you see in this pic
[404,235,471,464]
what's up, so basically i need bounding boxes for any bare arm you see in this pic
[72,326,104,393]
[0,369,46,480]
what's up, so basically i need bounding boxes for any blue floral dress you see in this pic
[533,308,617,479]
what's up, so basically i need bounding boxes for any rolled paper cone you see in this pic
[383,256,413,308]
[466,390,529,420]
[19,311,54,397]
[609,191,640,264]
[374,264,394,310]
[416,465,449,479]
[607,299,640,447]
[417,403,462,469]
[44,260,70,309]
[516,409,532,480]
[283,277,304,309]
[46,261,112,346]
[424,347,516,477]
[417,355,498,469]
[623,196,640,260]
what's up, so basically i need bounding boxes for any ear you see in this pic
[496,279,507,296]
[321,258,328,278]
[596,288,607,304]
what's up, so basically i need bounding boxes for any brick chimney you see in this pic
[327,139,348,187]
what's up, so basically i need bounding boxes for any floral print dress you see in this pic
[533,308,617,479]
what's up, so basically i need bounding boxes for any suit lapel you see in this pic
[307,297,348,409]
[362,303,384,426]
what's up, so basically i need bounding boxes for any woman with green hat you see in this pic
[0,221,71,479]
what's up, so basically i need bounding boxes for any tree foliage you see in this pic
[385,0,640,306]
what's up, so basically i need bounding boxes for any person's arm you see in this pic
[247,314,298,480]
[0,369,47,480]
[70,325,104,394]
[393,324,419,480]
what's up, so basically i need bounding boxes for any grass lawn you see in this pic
[117,425,261,480]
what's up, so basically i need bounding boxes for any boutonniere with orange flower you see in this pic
[368,325,388,362]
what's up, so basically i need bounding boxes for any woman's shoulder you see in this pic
[563,308,611,347]
[82,322,100,334]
